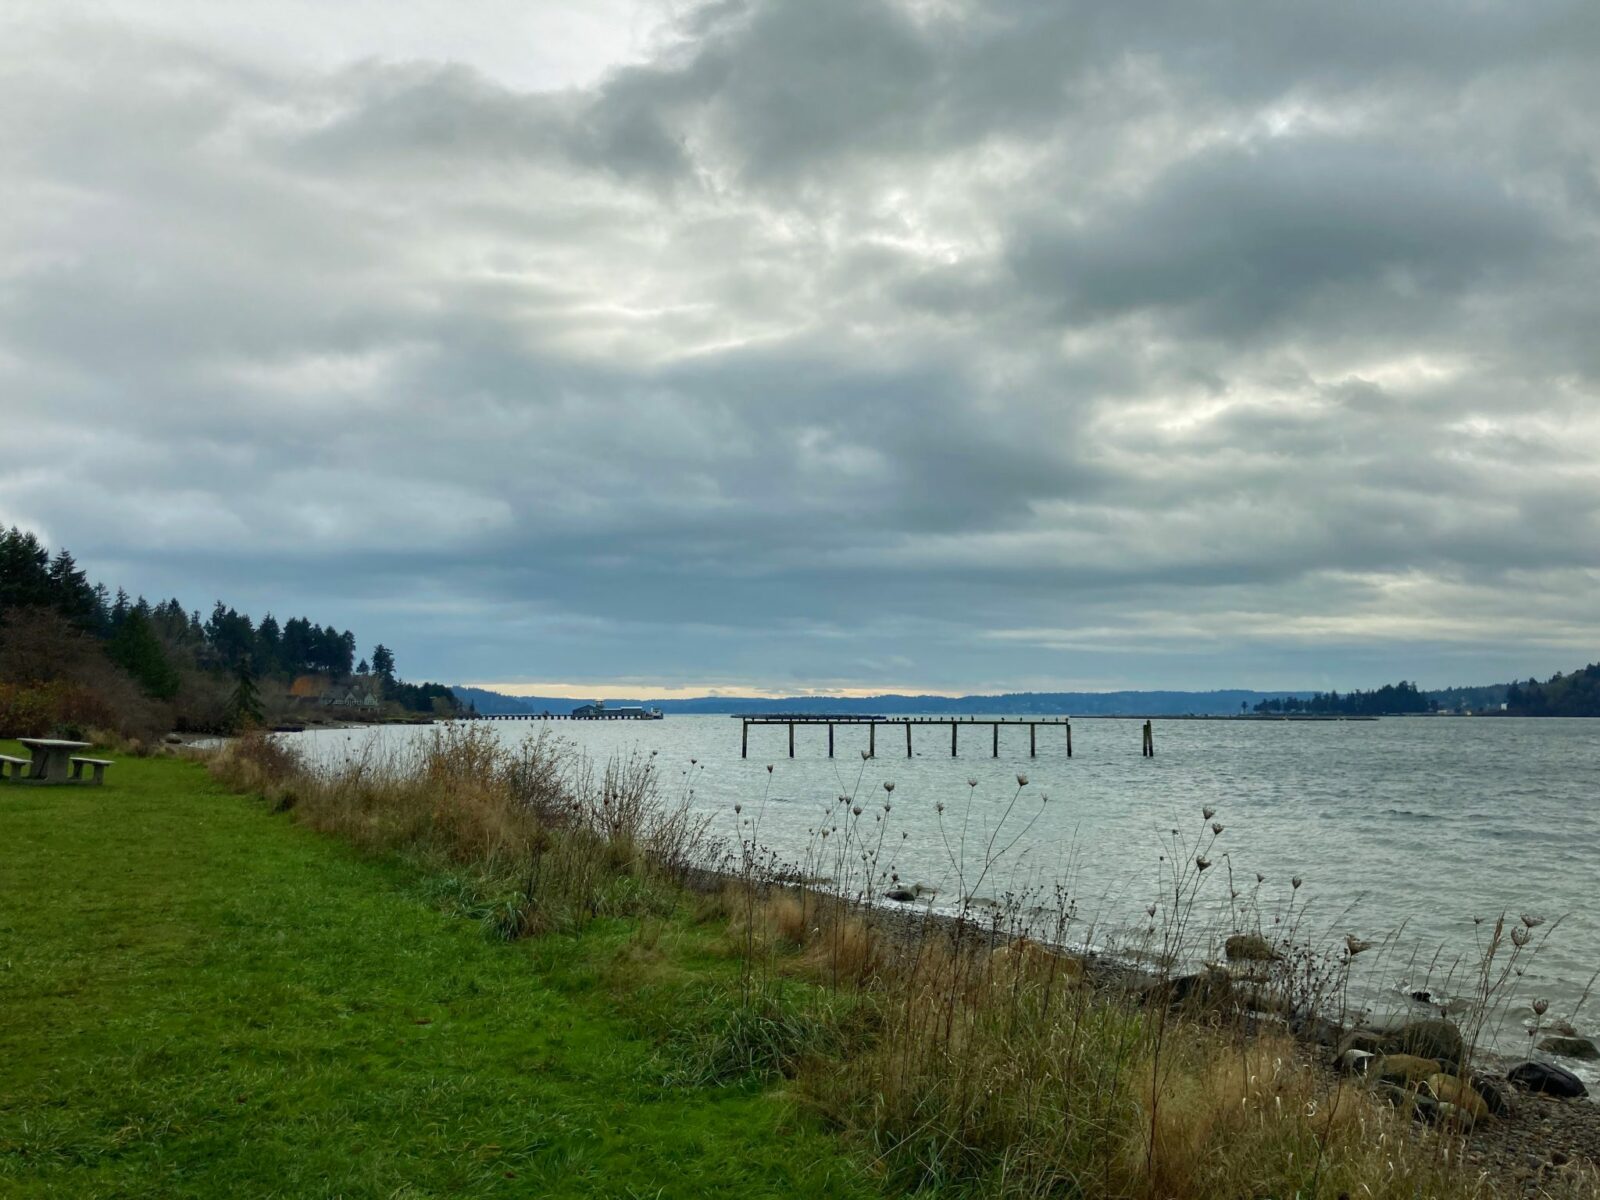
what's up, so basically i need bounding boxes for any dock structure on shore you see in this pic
[739,714,1075,759]
[470,711,660,721]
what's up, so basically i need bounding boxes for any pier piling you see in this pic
[1142,720,1154,757]
[737,715,1071,760]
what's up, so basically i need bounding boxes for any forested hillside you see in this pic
[0,527,457,740]
[1503,663,1600,716]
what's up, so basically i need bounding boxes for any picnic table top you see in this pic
[18,738,92,750]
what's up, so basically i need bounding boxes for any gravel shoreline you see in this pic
[697,869,1600,1195]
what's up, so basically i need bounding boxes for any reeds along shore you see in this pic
[208,725,1599,1200]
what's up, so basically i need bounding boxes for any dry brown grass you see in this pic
[204,733,1599,1200]
[716,892,1577,1200]
[208,725,709,938]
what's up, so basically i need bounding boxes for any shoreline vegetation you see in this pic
[86,725,1592,1197]
[0,527,461,747]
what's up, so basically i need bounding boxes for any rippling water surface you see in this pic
[289,714,1599,1073]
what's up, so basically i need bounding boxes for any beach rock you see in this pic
[1225,933,1279,962]
[1432,1100,1475,1131]
[1375,1054,1442,1086]
[1362,1016,1464,1068]
[1538,1036,1600,1061]
[163,733,182,745]
[1296,1015,1345,1048]
[884,887,918,902]
[1471,1074,1516,1117]
[1550,1018,1580,1038]
[1159,967,1233,1010]
[1424,1074,1490,1122]
[1375,1081,1438,1122]
[1508,1061,1588,1098]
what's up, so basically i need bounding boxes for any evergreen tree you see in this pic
[256,613,282,675]
[226,660,265,731]
[0,527,52,613]
[47,549,100,628]
[107,608,181,700]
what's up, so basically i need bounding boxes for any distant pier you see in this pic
[470,711,660,721]
[739,714,1075,759]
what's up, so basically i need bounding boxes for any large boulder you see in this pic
[1361,1016,1465,1069]
[1375,1082,1439,1122]
[1424,1074,1490,1122]
[1156,966,1233,1011]
[1537,1035,1600,1061]
[1374,1054,1442,1087]
[1224,933,1279,962]
[1470,1074,1516,1117]
[1508,1060,1588,1098]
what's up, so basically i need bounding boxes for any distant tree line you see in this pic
[1503,663,1600,716]
[1254,681,1437,716]
[0,527,458,737]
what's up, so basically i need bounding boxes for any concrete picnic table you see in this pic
[17,738,92,782]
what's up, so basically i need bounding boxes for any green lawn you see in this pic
[0,748,880,1199]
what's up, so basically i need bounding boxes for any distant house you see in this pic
[321,686,380,711]
[571,701,661,719]
[289,675,330,703]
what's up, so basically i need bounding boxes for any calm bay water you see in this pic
[289,714,1600,1074]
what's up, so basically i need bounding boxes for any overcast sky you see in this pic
[3,1,1598,697]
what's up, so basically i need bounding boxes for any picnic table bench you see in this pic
[0,753,30,779]
[1,739,114,785]
[70,757,115,785]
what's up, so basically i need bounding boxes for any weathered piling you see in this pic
[1066,720,1073,757]
[1142,720,1154,757]
[788,721,795,758]
[869,722,876,759]
[905,722,912,758]
[1029,722,1036,757]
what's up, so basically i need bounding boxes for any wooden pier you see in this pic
[469,711,660,721]
[739,715,1075,759]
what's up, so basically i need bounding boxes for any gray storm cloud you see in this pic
[1,0,1597,693]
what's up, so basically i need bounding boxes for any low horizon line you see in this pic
[457,682,1377,702]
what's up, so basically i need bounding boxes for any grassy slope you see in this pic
[0,748,880,1199]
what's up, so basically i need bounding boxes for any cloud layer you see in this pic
[3,0,1598,692]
